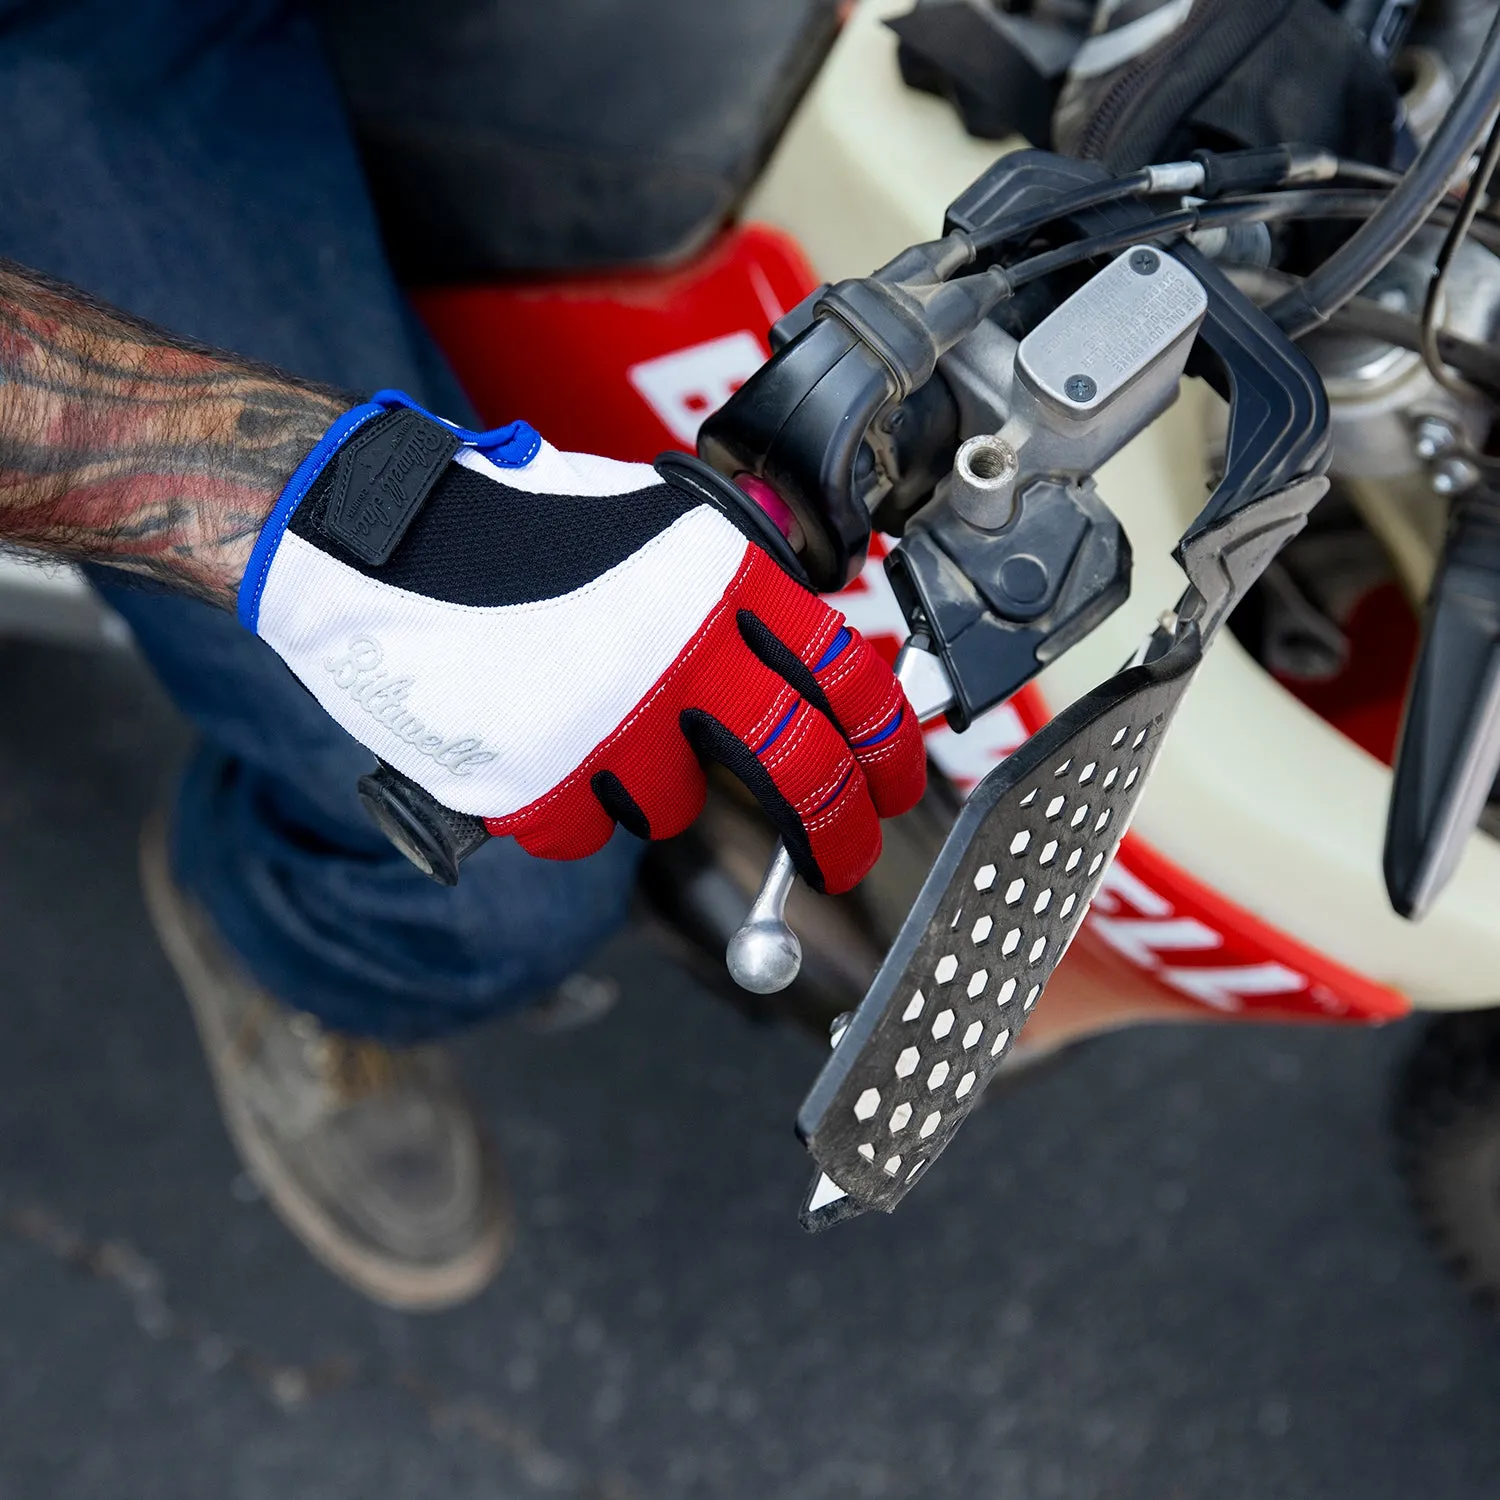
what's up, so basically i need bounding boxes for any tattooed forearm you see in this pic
[0,259,347,608]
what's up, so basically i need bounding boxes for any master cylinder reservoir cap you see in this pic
[1016,244,1207,418]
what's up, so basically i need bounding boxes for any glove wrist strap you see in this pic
[302,406,461,567]
[237,389,539,630]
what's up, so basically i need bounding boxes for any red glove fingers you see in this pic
[677,647,880,897]
[810,625,927,817]
[489,547,927,893]
[731,558,928,820]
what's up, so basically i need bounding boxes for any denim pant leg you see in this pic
[0,1,640,1040]
[91,578,641,1042]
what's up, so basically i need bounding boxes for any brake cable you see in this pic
[1421,112,1500,395]
[1270,2,1500,337]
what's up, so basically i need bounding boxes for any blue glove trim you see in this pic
[851,707,905,750]
[756,701,799,754]
[369,389,542,467]
[811,767,854,814]
[814,627,852,671]
[237,400,386,631]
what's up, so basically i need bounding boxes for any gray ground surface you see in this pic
[1,634,1498,1500]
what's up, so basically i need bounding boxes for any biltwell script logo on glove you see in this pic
[325,637,496,776]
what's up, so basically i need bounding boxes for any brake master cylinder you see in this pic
[889,245,1206,728]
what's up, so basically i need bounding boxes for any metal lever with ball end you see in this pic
[725,637,958,994]
[724,843,802,994]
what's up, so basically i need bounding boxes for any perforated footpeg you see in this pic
[796,627,1203,1230]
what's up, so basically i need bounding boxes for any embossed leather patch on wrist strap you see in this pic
[317,408,462,566]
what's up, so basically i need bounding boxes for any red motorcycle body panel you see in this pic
[415,224,818,465]
[414,223,1409,1028]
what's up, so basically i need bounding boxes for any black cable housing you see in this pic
[985,189,1500,298]
[992,191,1470,293]
[1267,4,1500,337]
[967,146,1352,261]
[1421,113,1500,394]
[965,170,1153,256]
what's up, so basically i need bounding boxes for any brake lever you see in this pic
[726,637,958,994]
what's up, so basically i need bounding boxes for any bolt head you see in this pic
[1129,248,1159,275]
[1413,416,1457,461]
[1431,455,1478,496]
[1064,374,1097,404]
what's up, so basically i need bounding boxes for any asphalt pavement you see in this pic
[1,633,1498,1500]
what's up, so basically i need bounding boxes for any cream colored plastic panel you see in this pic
[1039,390,1500,1010]
[752,0,1500,1008]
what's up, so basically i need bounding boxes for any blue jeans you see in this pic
[0,0,640,1041]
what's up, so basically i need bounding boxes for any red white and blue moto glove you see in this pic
[238,392,926,894]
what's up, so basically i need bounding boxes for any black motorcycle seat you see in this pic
[315,0,840,280]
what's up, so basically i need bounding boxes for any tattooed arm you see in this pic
[0,258,346,608]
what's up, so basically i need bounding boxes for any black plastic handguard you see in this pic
[1385,483,1500,920]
